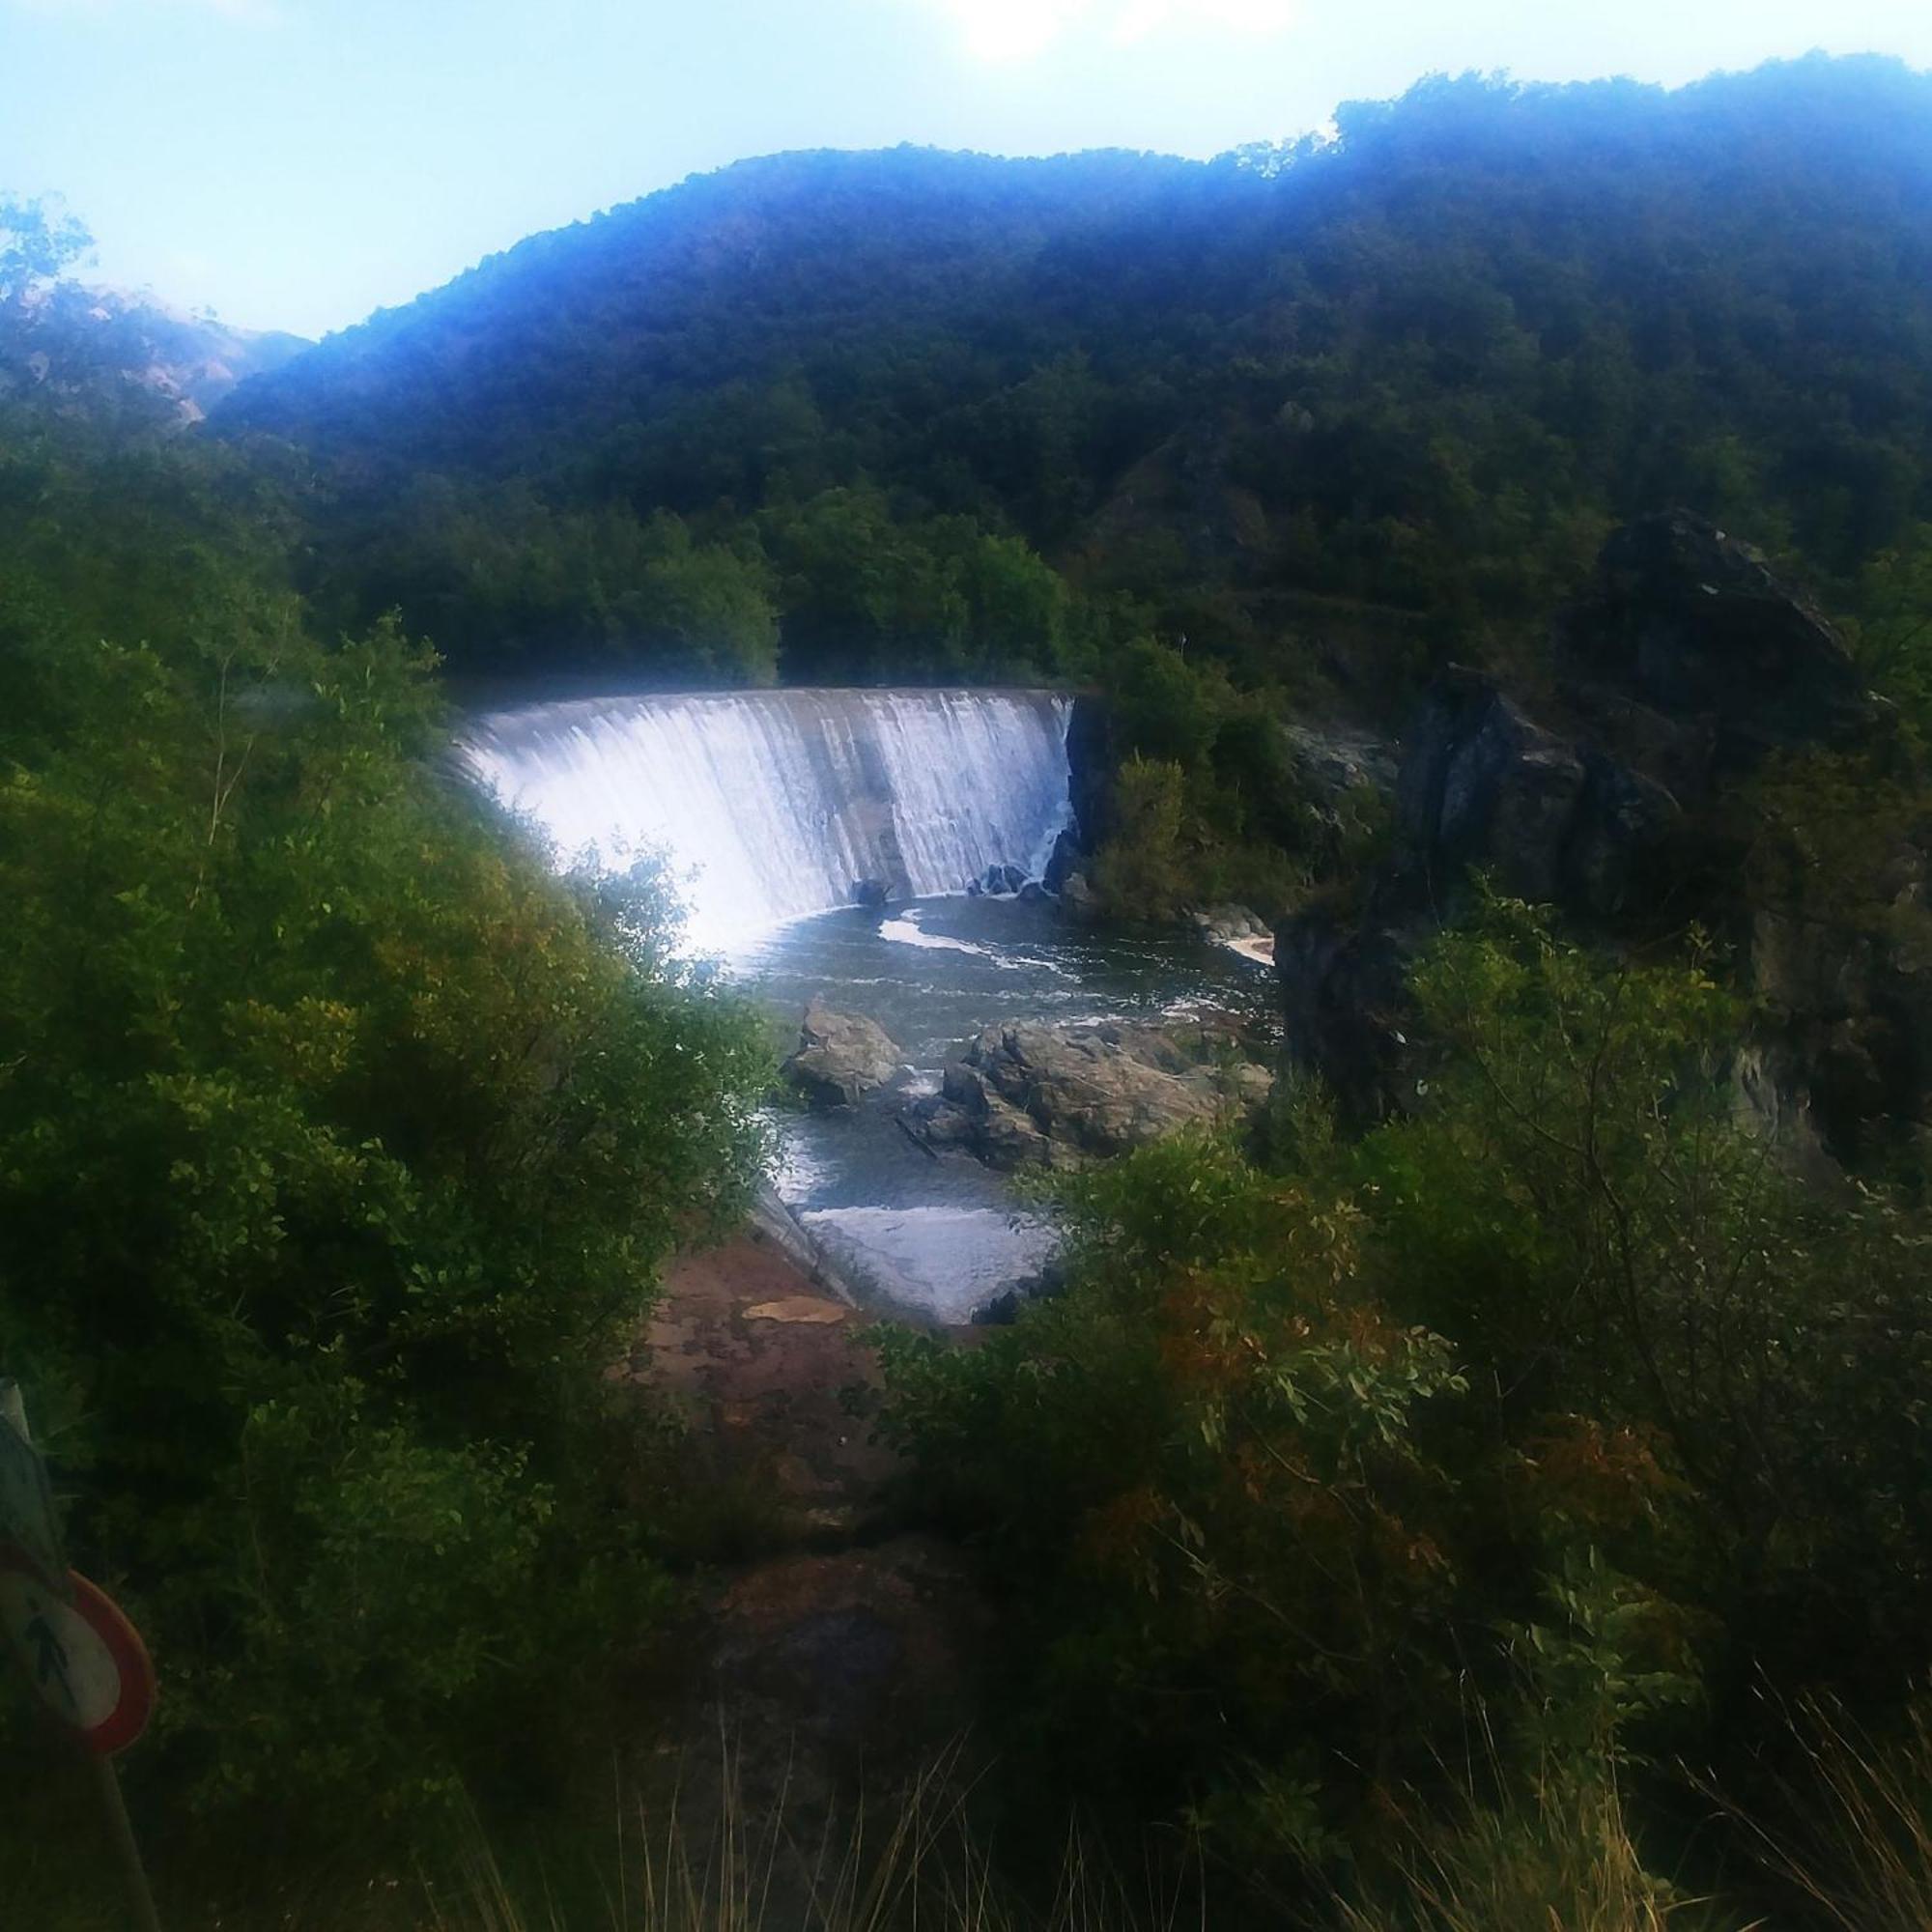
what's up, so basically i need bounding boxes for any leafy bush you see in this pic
[0,433,769,1831]
[876,898,1932,1875]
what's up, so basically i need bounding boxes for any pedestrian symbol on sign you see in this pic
[25,1599,74,1710]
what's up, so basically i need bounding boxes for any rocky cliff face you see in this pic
[1,283,308,424]
[1280,511,1928,1154]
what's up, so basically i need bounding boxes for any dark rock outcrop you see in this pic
[904,1019,1273,1169]
[781,999,902,1109]
[1395,668,1685,920]
[1274,906,1420,1126]
[1278,512,1920,1151]
[1043,828,1083,895]
[1561,509,1873,757]
[1065,694,1114,851]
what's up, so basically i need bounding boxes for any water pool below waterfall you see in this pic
[730,892,1272,1321]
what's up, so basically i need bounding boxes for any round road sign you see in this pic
[0,1547,156,1755]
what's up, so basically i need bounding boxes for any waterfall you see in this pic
[459,688,1075,950]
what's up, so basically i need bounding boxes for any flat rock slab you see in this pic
[904,1017,1274,1169]
[744,1295,850,1325]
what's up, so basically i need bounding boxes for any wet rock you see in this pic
[1188,902,1268,948]
[782,998,902,1109]
[1065,694,1114,849]
[849,877,891,910]
[904,1019,1272,1170]
[970,1256,1068,1325]
[1060,871,1099,919]
[1043,828,1084,894]
[981,863,1027,896]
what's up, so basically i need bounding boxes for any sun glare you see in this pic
[923,0,1297,61]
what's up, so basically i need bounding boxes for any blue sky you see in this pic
[4,0,1931,339]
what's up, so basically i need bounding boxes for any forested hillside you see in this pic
[221,54,1932,697]
[14,43,1932,1931]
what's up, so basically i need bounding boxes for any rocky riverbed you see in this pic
[904,1016,1274,1169]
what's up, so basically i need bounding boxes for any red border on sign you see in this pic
[0,1545,156,1756]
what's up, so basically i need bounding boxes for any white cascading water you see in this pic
[459,689,1074,951]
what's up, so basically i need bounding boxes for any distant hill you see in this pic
[217,54,1932,691]
[3,283,308,424]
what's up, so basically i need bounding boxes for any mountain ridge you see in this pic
[213,55,1932,691]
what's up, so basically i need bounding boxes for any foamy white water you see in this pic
[460,689,1073,951]
[799,1206,1061,1325]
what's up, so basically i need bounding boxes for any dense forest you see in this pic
[9,50,1932,1932]
[219,54,1932,702]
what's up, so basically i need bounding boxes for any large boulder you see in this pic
[1393,668,1684,920]
[1560,509,1874,758]
[781,999,902,1109]
[904,1019,1272,1170]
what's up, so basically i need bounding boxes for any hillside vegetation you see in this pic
[219,56,1932,705]
[10,54,1932,1929]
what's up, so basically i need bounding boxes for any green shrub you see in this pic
[876,896,1932,1876]
[0,500,767,1829]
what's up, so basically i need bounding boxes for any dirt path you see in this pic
[639,1232,899,1545]
[619,1227,989,1829]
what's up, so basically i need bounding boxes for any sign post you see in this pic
[0,1378,68,1592]
[0,1378,162,1932]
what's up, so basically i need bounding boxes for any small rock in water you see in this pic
[849,877,892,910]
[1043,829,1084,895]
[782,998,903,1109]
[1059,872,1099,919]
[1188,903,1266,947]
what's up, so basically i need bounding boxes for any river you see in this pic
[459,685,1275,1321]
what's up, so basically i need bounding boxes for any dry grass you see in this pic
[25,1704,1932,1931]
[429,1743,1202,1932]
[1333,1765,1747,1932]
[1710,1695,1932,1931]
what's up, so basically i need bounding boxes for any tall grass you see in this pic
[1712,1695,1932,1930]
[429,1745,1203,1932]
[1332,1766,1747,1932]
[19,1706,1932,1930]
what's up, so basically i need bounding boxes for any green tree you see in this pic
[0,191,91,302]
[0,423,770,1832]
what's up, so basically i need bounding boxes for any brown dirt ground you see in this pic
[617,1228,991,1833]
